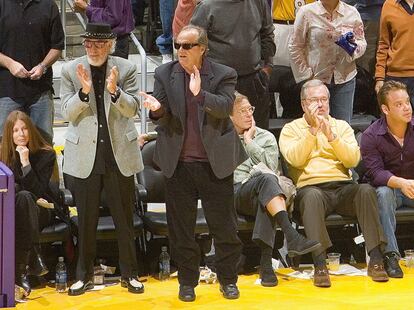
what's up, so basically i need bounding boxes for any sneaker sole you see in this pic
[288,242,322,257]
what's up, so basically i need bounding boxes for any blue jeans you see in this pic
[155,0,174,55]
[0,91,54,139]
[376,186,414,255]
[326,77,355,124]
[385,76,414,109]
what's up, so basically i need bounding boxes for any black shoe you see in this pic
[220,283,240,300]
[16,263,31,295]
[121,277,144,294]
[68,280,94,296]
[178,285,196,302]
[384,252,403,278]
[260,268,278,287]
[287,234,321,257]
[27,246,49,276]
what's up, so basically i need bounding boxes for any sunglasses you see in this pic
[83,40,109,49]
[173,42,199,50]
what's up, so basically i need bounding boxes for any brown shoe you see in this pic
[367,262,389,282]
[313,266,331,288]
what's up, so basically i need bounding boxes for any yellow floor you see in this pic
[14,266,414,310]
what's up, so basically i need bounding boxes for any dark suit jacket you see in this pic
[151,58,247,179]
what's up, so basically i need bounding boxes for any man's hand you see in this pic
[319,116,336,141]
[243,118,256,144]
[28,64,45,80]
[106,66,119,94]
[189,65,201,96]
[76,63,92,94]
[15,146,30,167]
[401,179,414,199]
[74,0,88,12]
[139,91,162,111]
[375,80,384,94]
[8,60,29,78]
[305,101,321,135]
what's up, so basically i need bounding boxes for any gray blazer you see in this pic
[60,55,143,179]
[151,59,247,179]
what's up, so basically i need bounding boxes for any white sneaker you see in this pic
[162,54,173,64]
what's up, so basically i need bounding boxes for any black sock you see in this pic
[260,245,273,270]
[312,251,326,268]
[369,246,382,264]
[275,210,297,242]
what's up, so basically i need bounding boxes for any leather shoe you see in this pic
[287,234,321,257]
[313,265,331,288]
[260,268,278,287]
[27,246,49,276]
[68,280,94,296]
[220,283,240,299]
[383,252,403,278]
[16,263,31,295]
[367,261,389,282]
[121,277,144,294]
[178,285,196,302]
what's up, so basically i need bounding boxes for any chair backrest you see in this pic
[138,140,166,204]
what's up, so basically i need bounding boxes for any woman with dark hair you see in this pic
[0,111,56,294]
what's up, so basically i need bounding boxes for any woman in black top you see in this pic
[0,111,56,295]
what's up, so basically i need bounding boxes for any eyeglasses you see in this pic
[304,97,329,104]
[173,42,199,50]
[83,40,109,49]
[237,106,255,116]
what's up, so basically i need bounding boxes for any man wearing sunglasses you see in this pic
[191,0,275,130]
[140,25,247,302]
[60,23,144,296]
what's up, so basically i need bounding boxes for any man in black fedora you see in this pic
[60,23,144,296]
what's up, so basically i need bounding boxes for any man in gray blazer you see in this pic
[60,23,144,296]
[140,25,247,302]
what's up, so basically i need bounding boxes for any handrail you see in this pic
[60,0,148,133]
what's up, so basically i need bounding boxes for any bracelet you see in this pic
[39,62,47,75]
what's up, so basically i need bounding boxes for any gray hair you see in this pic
[300,79,330,101]
[109,39,116,54]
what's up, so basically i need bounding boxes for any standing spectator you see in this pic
[74,0,135,59]
[0,0,64,139]
[60,23,144,296]
[172,0,197,39]
[343,0,385,76]
[140,25,247,302]
[156,0,174,64]
[375,0,414,105]
[289,0,367,123]
[360,81,413,279]
[191,0,275,130]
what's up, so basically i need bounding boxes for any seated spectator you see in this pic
[230,92,320,287]
[0,111,56,295]
[289,0,367,123]
[360,81,413,278]
[279,79,388,287]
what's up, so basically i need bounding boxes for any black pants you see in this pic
[73,169,138,281]
[235,174,283,248]
[294,181,386,256]
[113,34,130,59]
[236,70,271,130]
[15,190,53,264]
[165,162,241,287]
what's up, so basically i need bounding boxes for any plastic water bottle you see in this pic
[159,246,170,281]
[55,257,67,292]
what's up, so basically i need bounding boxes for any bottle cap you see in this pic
[58,256,64,262]
[161,246,168,252]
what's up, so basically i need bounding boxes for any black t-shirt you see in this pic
[0,0,64,105]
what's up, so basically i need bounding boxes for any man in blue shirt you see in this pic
[361,80,414,278]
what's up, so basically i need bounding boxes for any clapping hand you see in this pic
[15,146,30,167]
[305,101,321,135]
[139,91,161,111]
[76,63,92,94]
[106,66,119,94]
[189,65,201,96]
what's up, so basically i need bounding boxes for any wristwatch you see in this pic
[110,87,121,102]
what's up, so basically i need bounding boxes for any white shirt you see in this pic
[288,1,366,84]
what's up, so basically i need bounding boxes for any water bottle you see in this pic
[55,257,67,292]
[159,246,170,281]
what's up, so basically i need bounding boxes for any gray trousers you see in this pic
[294,181,386,256]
